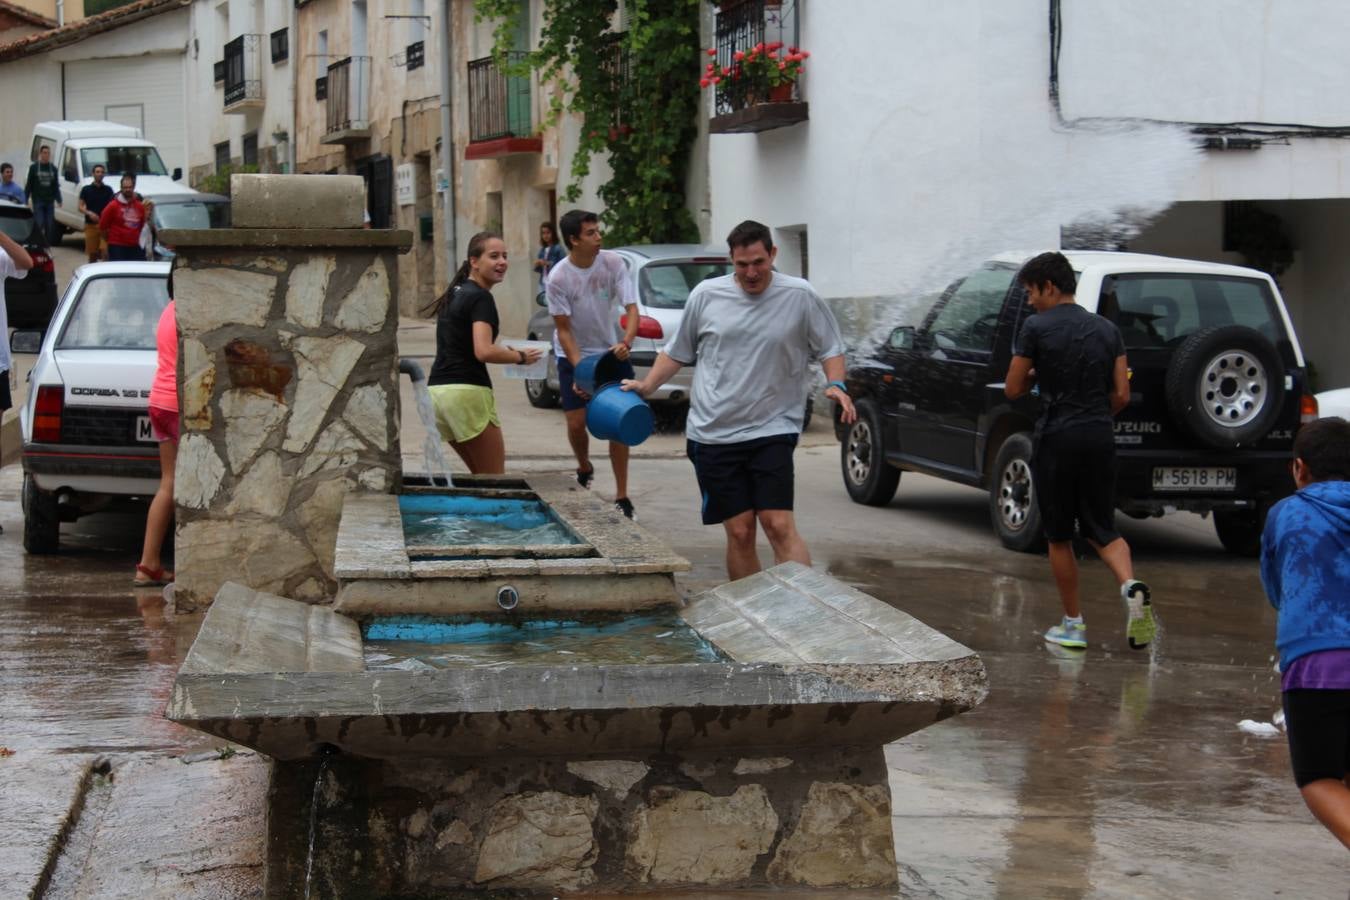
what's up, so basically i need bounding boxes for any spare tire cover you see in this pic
[1164,324,1285,449]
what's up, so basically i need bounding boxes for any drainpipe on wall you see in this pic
[290,1,299,173]
[57,1,64,27]
[439,0,457,272]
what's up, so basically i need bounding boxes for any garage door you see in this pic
[64,53,187,178]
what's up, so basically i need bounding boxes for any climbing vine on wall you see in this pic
[475,0,702,245]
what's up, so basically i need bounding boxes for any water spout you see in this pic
[496,585,520,611]
[399,358,456,488]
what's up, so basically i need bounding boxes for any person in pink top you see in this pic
[135,286,178,587]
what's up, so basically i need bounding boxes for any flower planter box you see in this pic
[710,100,808,135]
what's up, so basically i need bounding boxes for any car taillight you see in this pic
[28,250,53,274]
[1301,393,1319,424]
[33,385,63,443]
[620,314,664,340]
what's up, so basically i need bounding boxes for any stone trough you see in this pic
[332,473,691,615]
[168,556,987,897]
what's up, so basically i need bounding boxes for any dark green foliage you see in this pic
[476,0,701,245]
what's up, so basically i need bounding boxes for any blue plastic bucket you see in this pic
[573,350,628,395]
[586,384,654,446]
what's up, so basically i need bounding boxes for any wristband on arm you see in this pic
[827,380,848,395]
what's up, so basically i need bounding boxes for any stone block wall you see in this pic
[267,746,898,898]
[169,234,411,608]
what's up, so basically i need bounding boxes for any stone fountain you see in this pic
[163,175,988,898]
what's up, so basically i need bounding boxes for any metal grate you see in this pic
[325,56,371,134]
[223,34,264,108]
[712,0,800,115]
[601,32,631,130]
[466,53,533,143]
[60,406,147,447]
[407,40,424,71]
[315,76,327,101]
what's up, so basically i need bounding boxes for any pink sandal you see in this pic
[133,564,174,587]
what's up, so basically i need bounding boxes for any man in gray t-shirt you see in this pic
[624,220,856,580]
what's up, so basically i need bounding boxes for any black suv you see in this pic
[834,251,1311,557]
[0,199,58,332]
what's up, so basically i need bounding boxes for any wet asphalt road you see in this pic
[3,449,1347,897]
[1,241,1344,896]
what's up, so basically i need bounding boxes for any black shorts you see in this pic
[556,355,635,412]
[687,434,797,525]
[1283,689,1350,788]
[1032,426,1120,545]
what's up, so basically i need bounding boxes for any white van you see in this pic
[29,121,194,236]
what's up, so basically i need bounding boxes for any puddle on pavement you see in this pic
[0,591,211,755]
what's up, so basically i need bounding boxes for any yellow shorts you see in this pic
[428,384,500,443]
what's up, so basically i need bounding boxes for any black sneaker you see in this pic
[615,497,636,520]
[577,466,594,489]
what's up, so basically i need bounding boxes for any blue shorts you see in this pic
[557,355,635,412]
[687,434,798,525]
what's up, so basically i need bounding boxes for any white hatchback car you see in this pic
[17,261,170,553]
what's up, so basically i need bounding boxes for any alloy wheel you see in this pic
[846,420,873,485]
[1196,349,1270,430]
[997,457,1033,532]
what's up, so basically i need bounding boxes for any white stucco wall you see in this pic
[1058,0,1350,127]
[707,0,1350,329]
[183,0,294,179]
[0,9,192,177]
[0,57,64,166]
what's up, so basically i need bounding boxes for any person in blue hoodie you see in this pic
[1260,415,1350,851]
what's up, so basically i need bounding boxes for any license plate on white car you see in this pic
[1152,466,1236,491]
[135,416,155,443]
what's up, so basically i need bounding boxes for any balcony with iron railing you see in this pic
[322,56,372,144]
[223,34,265,113]
[709,0,807,134]
[465,52,541,160]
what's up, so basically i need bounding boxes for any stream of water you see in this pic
[302,755,331,900]
[408,376,456,488]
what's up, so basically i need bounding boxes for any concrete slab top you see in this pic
[682,561,977,665]
[179,582,364,675]
[166,572,988,760]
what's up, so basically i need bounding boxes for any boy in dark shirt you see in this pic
[1005,252,1157,651]
[78,164,114,263]
[1260,416,1350,850]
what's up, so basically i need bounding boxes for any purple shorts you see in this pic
[148,406,179,443]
